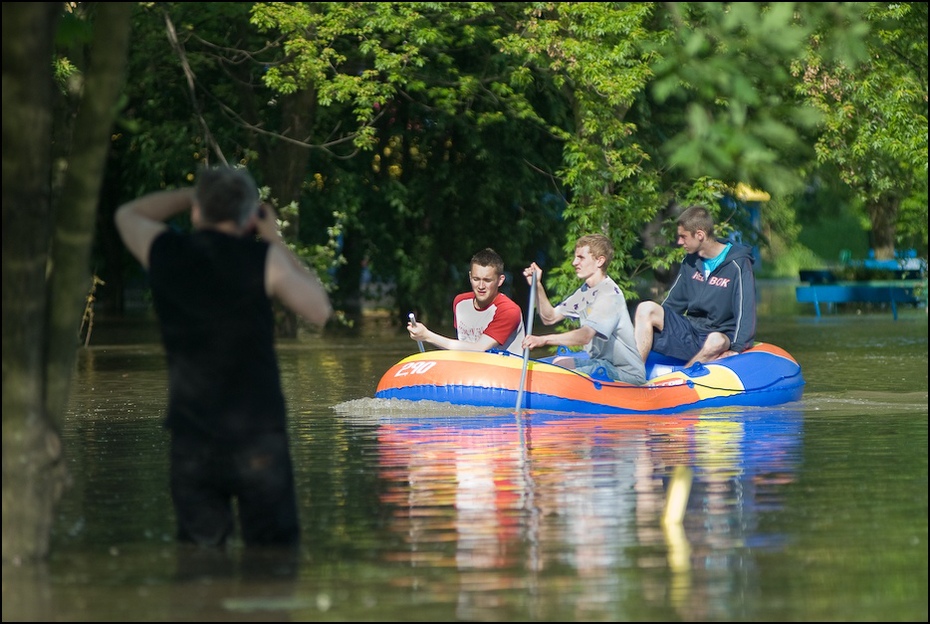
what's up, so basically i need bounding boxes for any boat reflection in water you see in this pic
[353,403,804,620]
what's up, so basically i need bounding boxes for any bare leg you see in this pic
[634,301,664,362]
[685,332,731,368]
[552,356,576,369]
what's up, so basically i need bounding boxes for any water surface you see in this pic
[3,283,927,621]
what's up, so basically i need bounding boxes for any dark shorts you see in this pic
[170,430,299,547]
[652,306,709,362]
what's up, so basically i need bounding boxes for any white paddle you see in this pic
[408,312,425,353]
[515,270,537,412]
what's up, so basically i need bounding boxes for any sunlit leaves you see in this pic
[793,2,927,251]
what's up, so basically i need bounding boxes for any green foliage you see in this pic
[792,2,927,256]
[498,2,663,300]
[760,241,824,279]
[649,2,871,198]
[100,1,923,325]
[52,57,77,88]
[896,189,929,250]
[249,1,569,323]
[251,2,499,151]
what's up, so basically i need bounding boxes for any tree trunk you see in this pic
[264,90,316,338]
[2,1,66,565]
[2,2,132,564]
[865,197,899,261]
[46,2,133,421]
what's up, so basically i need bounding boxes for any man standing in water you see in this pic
[115,165,332,548]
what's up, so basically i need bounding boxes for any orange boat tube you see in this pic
[375,343,804,414]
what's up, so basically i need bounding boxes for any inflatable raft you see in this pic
[375,342,804,414]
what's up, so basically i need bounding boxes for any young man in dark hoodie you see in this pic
[634,204,756,368]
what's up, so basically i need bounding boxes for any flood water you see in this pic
[3,281,927,622]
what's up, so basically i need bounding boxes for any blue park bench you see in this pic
[795,279,926,320]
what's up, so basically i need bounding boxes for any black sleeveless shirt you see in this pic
[148,228,287,441]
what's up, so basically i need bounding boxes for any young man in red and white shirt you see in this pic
[407,248,526,354]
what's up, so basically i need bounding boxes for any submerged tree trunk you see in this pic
[2,2,132,564]
[2,1,66,565]
[46,2,134,425]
